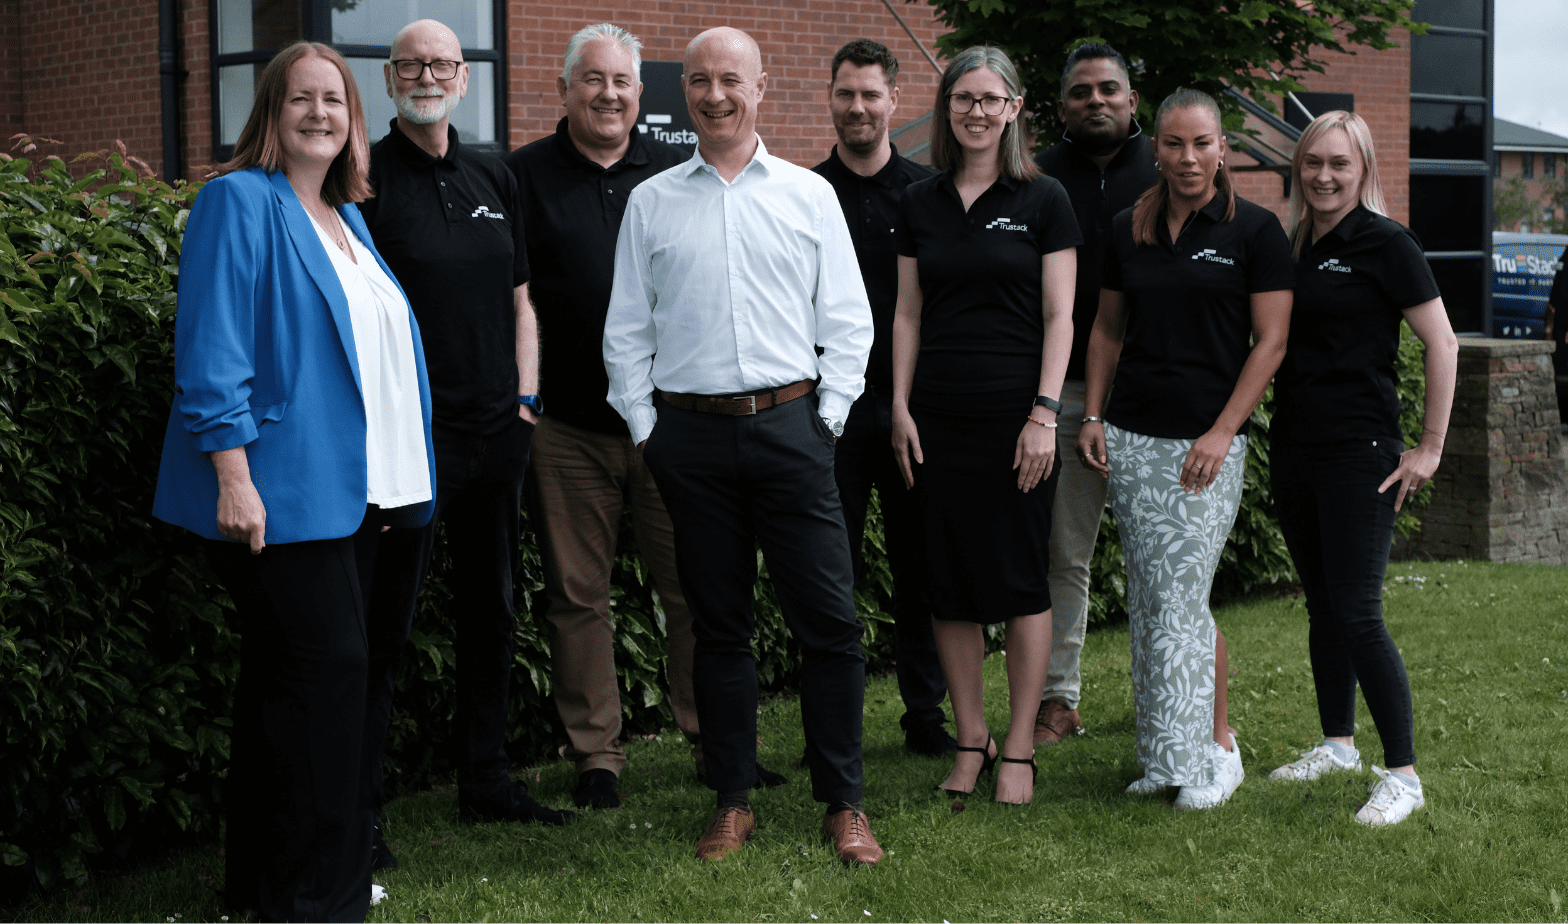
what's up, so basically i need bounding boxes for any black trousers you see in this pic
[207,509,384,923]
[364,417,533,809]
[643,394,866,805]
[1272,437,1416,768]
[834,390,947,730]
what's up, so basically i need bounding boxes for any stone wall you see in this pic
[1395,338,1568,564]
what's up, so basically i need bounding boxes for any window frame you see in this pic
[208,0,507,163]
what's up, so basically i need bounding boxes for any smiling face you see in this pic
[559,37,641,153]
[1155,104,1226,205]
[279,54,351,175]
[1058,56,1137,147]
[1299,126,1364,225]
[946,65,1021,160]
[682,29,767,158]
[385,20,467,127]
[829,61,898,157]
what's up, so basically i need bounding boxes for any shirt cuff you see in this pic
[816,389,851,424]
[628,404,658,445]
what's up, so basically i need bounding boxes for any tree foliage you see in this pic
[918,0,1423,144]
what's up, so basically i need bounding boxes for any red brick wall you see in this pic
[18,0,165,174]
[1494,150,1565,231]
[1232,29,1413,229]
[504,1,948,167]
[1,0,21,136]
[181,0,211,180]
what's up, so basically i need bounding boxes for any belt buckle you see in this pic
[741,395,758,415]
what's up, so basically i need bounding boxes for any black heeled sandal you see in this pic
[996,755,1039,804]
[938,737,997,797]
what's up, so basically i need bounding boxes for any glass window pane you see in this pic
[219,63,262,146]
[1428,257,1485,333]
[333,0,493,50]
[1410,101,1485,160]
[1410,175,1485,252]
[1411,0,1484,30]
[1411,33,1485,97]
[345,57,495,146]
[217,0,301,54]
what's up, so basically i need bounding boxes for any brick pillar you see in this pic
[1395,339,1568,564]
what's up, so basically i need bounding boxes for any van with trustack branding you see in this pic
[1491,232,1568,339]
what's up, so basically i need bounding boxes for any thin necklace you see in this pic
[309,200,349,254]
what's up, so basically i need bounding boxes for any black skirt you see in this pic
[910,407,1060,623]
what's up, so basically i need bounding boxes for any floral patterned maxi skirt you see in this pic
[1105,423,1248,787]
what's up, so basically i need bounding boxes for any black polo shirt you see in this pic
[1272,206,1440,445]
[896,171,1082,416]
[1102,193,1293,439]
[812,144,937,396]
[361,121,528,437]
[1551,247,1568,377]
[503,118,688,436]
[1035,128,1159,380]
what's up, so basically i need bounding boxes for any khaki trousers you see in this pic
[1044,379,1109,709]
[532,415,699,775]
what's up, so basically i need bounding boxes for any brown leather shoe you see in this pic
[821,809,884,865]
[1033,699,1085,746]
[694,807,755,861]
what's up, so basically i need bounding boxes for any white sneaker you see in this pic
[1355,766,1424,826]
[1269,742,1362,781]
[1175,734,1244,810]
[1124,776,1168,794]
[371,884,387,906]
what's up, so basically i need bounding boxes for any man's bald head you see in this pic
[391,19,462,61]
[683,27,761,77]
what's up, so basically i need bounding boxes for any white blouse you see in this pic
[307,209,432,509]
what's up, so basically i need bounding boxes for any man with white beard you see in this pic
[358,19,571,873]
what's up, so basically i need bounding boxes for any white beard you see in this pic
[395,90,460,125]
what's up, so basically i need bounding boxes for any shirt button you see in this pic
[608,188,614,194]
[440,181,446,186]
[446,203,452,209]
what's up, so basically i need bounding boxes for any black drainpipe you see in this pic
[158,0,181,181]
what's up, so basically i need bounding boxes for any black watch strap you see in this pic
[1033,395,1063,415]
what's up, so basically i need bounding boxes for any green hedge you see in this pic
[0,141,1427,896]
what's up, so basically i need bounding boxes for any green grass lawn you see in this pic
[14,559,1568,922]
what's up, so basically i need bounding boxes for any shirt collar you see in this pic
[935,168,1023,197]
[385,119,461,170]
[684,134,771,181]
[1197,189,1231,222]
[824,143,907,188]
[1061,122,1146,167]
[1319,204,1375,244]
[551,115,654,171]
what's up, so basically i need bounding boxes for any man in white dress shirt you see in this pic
[603,26,881,866]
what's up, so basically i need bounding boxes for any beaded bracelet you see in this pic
[1025,416,1059,428]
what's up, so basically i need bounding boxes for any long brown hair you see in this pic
[929,46,1041,182]
[219,42,373,206]
[1130,88,1235,246]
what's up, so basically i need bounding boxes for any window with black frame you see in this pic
[1409,0,1493,334]
[210,0,505,162]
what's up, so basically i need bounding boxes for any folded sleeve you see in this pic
[171,175,265,453]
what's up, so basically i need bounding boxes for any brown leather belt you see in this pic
[657,379,815,416]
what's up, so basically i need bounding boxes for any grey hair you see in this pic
[930,46,1040,182]
[562,23,642,84]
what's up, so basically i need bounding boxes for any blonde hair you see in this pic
[1130,88,1235,247]
[1288,110,1387,257]
[930,46,1040,182]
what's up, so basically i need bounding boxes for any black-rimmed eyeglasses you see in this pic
[393,59,461,81]
[948,93,1013,116]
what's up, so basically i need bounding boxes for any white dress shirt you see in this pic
[308,211,433,509]
[603,136,873,444]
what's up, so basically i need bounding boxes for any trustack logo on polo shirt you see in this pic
[470,205,506,220]
[985,216,1029,231]
[1191,248,1235,265]
[1318,258,1353,274]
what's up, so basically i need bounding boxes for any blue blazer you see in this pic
[153,167,437,543]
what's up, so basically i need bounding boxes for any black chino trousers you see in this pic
[364,417,533,813]
[834,390,947,732]
[643,393,866,806]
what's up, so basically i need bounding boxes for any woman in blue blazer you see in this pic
[153,42,433,923]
